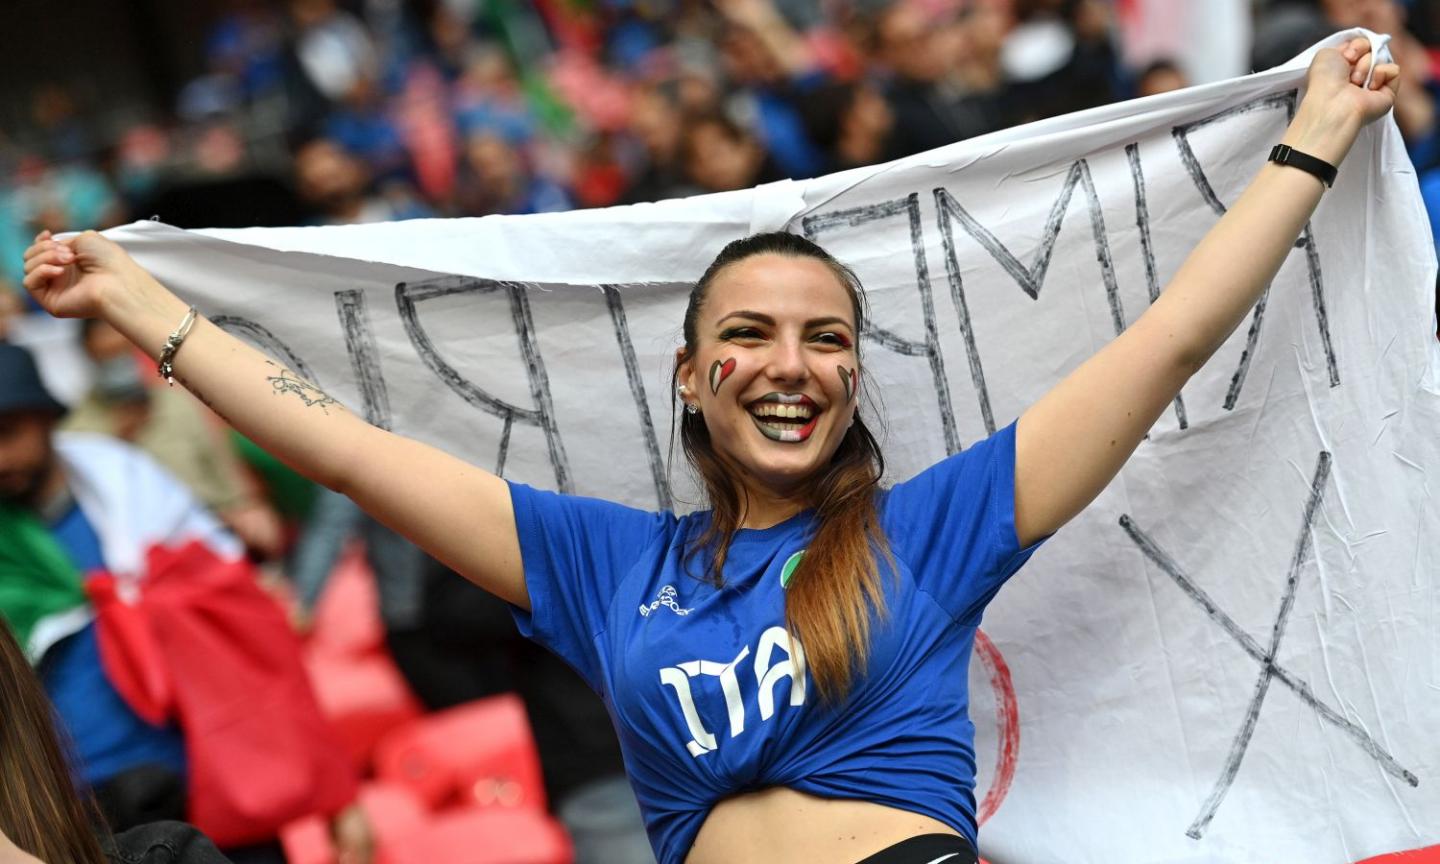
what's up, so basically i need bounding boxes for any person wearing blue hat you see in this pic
[0,342,66,508]
[0,342,65,414]
[0,340,195,836]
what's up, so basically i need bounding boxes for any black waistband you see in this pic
[852,833,978,864]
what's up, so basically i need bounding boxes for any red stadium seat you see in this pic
[372,694,547,812]
[381,808,573,864]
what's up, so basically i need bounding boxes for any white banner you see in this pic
[105,31,1439,864]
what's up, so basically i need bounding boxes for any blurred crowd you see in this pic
[0,0,1115,265]
[2,0,1440,298]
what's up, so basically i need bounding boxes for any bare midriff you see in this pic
[685,787,961,864]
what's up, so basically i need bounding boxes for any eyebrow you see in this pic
[716,310,854,332]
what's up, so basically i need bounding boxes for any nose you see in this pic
[764,335,809,386]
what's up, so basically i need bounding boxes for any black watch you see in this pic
[1268,144,1338,188]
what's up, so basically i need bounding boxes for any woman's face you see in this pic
[678,253,861,503]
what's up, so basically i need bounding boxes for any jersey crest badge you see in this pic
[639,585,693,617]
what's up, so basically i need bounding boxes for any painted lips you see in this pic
[751,412,821,443]
[748,393,820,443]
[751,412,820,443]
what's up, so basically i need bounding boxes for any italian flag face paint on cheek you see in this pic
[710,358,736,395]
[838,365,856,403]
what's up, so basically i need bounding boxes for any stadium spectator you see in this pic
[293,135,429,224]
[452,130,572,216]
[680,113,782,194]
[5,4,1436,859]
[878,1,1006,158]
[1136,58,1188,97]
[60,320,285,561]
[0,288,21,342]
[0,342,368,864]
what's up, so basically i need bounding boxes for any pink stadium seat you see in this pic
[372,694,547,812]
[280,782,430,864]
[306,652,424,769]
[301,541,423,768]
[359,782,431,847]
[380,807,573,864]
[278,816,334,864]
[307,545,386,660]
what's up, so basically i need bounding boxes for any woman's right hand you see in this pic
[21,229,144,321]
[26,228,529,613]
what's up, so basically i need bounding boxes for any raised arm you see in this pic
[713,0,814,79]
[22,232,530,609]
[1013,37,1400,547]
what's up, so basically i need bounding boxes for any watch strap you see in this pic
[1268,144,1338,188]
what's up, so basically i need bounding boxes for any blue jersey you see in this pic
[509,423,1041,863]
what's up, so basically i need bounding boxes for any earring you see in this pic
[677,383,699,414]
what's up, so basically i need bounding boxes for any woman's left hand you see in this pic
[1329,36,1401,126]
[1286,36,1401,165]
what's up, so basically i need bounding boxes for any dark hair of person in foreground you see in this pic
[0,618,109,864]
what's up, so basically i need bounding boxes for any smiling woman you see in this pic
[672,232,889,706]
[19,36,1400,864]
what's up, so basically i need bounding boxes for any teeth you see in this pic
[749,403,813,420]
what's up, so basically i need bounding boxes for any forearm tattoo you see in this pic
[265,365,340,414]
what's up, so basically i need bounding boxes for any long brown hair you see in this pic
[0,619,109,864]
[675,232,891,702]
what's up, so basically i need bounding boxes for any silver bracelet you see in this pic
[157,306,198,386]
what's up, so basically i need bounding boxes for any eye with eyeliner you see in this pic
[814,331,853,349]
[719,326,763,341]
